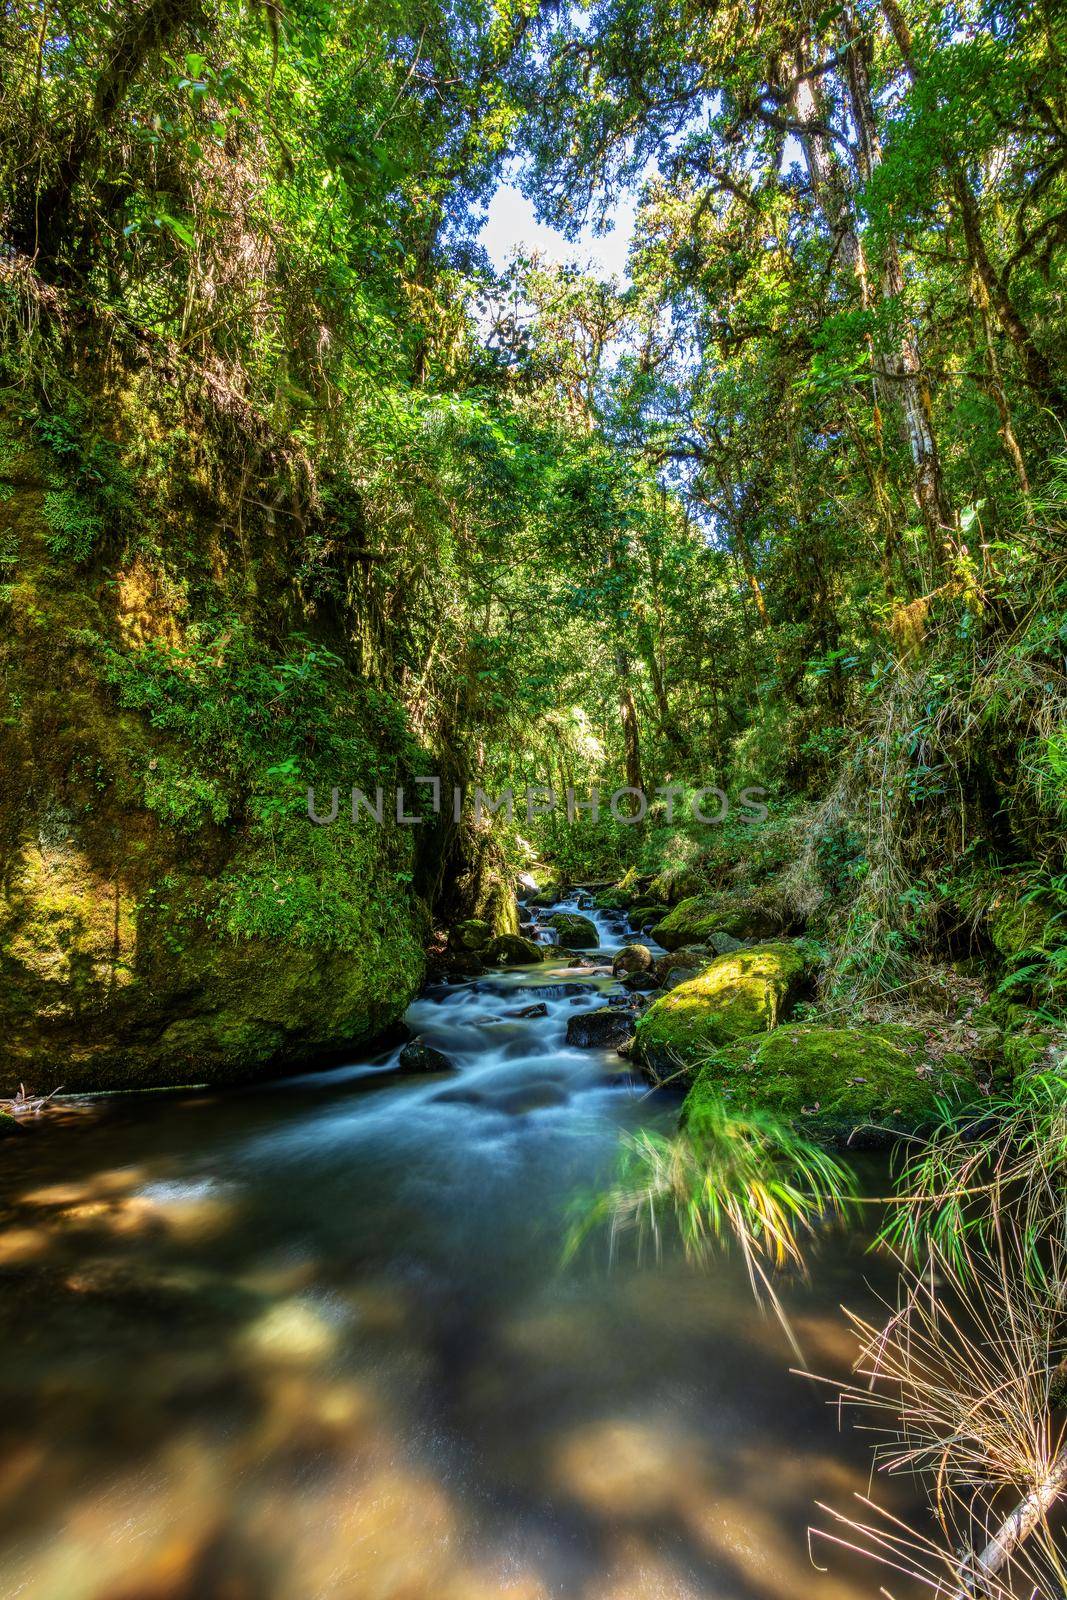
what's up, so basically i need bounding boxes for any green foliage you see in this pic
[566,1106,856,1329]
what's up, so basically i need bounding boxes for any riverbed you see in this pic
[0,899,907,1599]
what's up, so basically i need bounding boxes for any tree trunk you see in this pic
[614,648,644,799]
[840,15,955,567]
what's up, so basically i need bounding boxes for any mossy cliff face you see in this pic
[681,1025,975,1144]
[0,417,428,1092]
[634,942,812,1083]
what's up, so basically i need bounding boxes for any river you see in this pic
[0,897,907,1599]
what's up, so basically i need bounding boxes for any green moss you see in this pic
[630,903,669,930]
[545,911,599,949]
[481,880,519,938]
[635,941,812,1083]
[453,918,492,952]
[653,946,710,989]
[486,932,543,965]
[651,892,782,951]
[0,443,430,1093]
[681,1024,975,1143]
[990,898,1056,959]
[1003,1027,1055,1077]
[648,864,704,905]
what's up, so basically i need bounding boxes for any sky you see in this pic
[478,180,637,281]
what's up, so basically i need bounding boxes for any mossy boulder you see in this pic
[593,869,646,910]
[486,933,543,966]
[681,1024,976,1144]
[452,918,492,953]
[635,942,812,1083]
[653,946,711,990]
[528,869,563,907]
[612,943,652,976]
[629,904,669,932]
[651,893,783,952]
[648,865,705,905]
[545,911,599,949]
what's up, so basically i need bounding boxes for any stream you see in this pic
[0,897,909,1600]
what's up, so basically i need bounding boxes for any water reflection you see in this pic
[0,898,913,1598]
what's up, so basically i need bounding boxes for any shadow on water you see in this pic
[0,898,920,1599]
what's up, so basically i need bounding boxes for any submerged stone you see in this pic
[566,1008,636,1049]
[398,1040,454,1074]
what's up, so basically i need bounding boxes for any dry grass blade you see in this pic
[0,1083,63,1119]
[810,1227,1067,1599]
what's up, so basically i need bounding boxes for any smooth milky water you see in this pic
[0,898,909,1600]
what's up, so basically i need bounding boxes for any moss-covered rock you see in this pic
[528,868,563,907]
[593,869,647,910]
[485,933,543,965]
[651,893,783,951]
[545,911,599,949]
[635,942,812,1083]
[612,943,652,976]
[648,865,705,905]
[653,946,711,990]
[681,1024,975,1143]
[452,918,492,952]
[629,904,669,932]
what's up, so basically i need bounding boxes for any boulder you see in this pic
[652,946,710,990]
[680,1024,975,1144]
[651,893,783,952]
[398,1040,455,1074]
[635,942,812,1084]
[629,904,670,932]
[621,972,658,993]
[452,918,492,953]
[566,1008,636,1049]
[545,912,599,949]
[506,1002,548,1019]
[486,933,544,966]
[612,943,653,976]
[648,866,705,905]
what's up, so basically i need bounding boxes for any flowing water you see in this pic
[0,898,909,1600]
